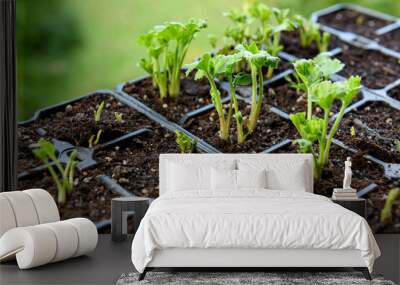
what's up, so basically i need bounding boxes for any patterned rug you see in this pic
[116,271,395,285]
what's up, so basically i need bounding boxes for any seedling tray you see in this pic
[17,90,208,231]
[312,3,400,58]
[115,71,230,125]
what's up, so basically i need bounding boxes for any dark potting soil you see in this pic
[335,102,400,163]
[17,170,117,225]
[388,86,400,101]
[24,93,154,148]
[183,101,296,153]
[94,126,179,198]
[367,181,400,233]
[376,28,400,53]
[337,44,400,89]
[318,8,393,39]
[264,78,362,115]
[281,30,341,59]
[17,125,42,172]
[122,72,215,123]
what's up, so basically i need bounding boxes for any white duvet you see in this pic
[131,190,380,273]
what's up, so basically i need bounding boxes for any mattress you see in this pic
[131,190,380,273]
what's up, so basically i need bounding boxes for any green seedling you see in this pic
[290,75,361,180]
[114,112,123,123]
[138,19,207,99]
[33,138,77,204]
[94,101,105,123]
[88,129,102,148]
[185,52,241,141]
[250,4,295,78]
[350,126,356,137]
[293,53,344,119]
[175,130,197,153]
[237,43,280,134]
[381,188,400,223]
[186,43,279,143]
[295,15,331,53]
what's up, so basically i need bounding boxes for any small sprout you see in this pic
[114,112,123,123]
[138,19,207,99]
[294,15,331,53]
[350,126,356,137]
[32,138,77,204]
[175,130,197,153]
[94,101,105,123]
[88,129,103,148]
[381,188,400,223]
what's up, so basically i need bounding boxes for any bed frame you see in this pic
[138,154,372,281]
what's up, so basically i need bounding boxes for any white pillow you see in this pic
[211,169,267,191]
[167,160,235,192]
[211,168,236,190]
[237,169,267,189]
[238,159,308,192]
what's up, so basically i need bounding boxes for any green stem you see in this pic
[45,159,64,204]
[323,103,346,165]
[318,109,330,169]
[229,78,245,144]
[306,85,312,120]
[266,33,280,78]
[207,75,229,140]
[248,66,264,134]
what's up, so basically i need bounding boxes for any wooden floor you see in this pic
[1,234,398,285]
[0,235,134,285]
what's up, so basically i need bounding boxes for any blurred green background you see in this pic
[16,0,400,120]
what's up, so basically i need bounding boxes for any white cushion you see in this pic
[237,169,267,189]
[24,189,60,224]
[0,191,39,228]
[0,196,17,237]
[0,218,97,269]
[238,159,308,192]
[167,160,235,192]
[0,189,60,238]
[211,169,267,191]
[211,168,236,190]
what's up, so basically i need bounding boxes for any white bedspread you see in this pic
[131,190,380,272]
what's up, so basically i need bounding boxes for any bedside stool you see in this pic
[331,198,366,218]
[111,196,151,242]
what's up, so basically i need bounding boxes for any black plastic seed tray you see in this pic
[312,3,400,58]
[115,72,230,126]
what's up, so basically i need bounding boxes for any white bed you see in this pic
[131,154,380,280]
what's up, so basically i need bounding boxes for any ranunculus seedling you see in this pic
[249,3,295,78]
[138,19,207,99]
[33,138,77,204]
[186,43,279,144]
[290,75,361,179]
[237,43,280,134]
[185,52,242,141]
[175,130,197,153]
[293,53,344,119]
[381,188,399,223]
[94,101,105,123]
[294,15,331,53]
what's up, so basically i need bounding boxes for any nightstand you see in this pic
[111,196,151,242]
[331,198,366,218]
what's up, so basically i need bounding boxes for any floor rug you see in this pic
[116,271,395,285]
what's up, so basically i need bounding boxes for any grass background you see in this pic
[16,0,400,120]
